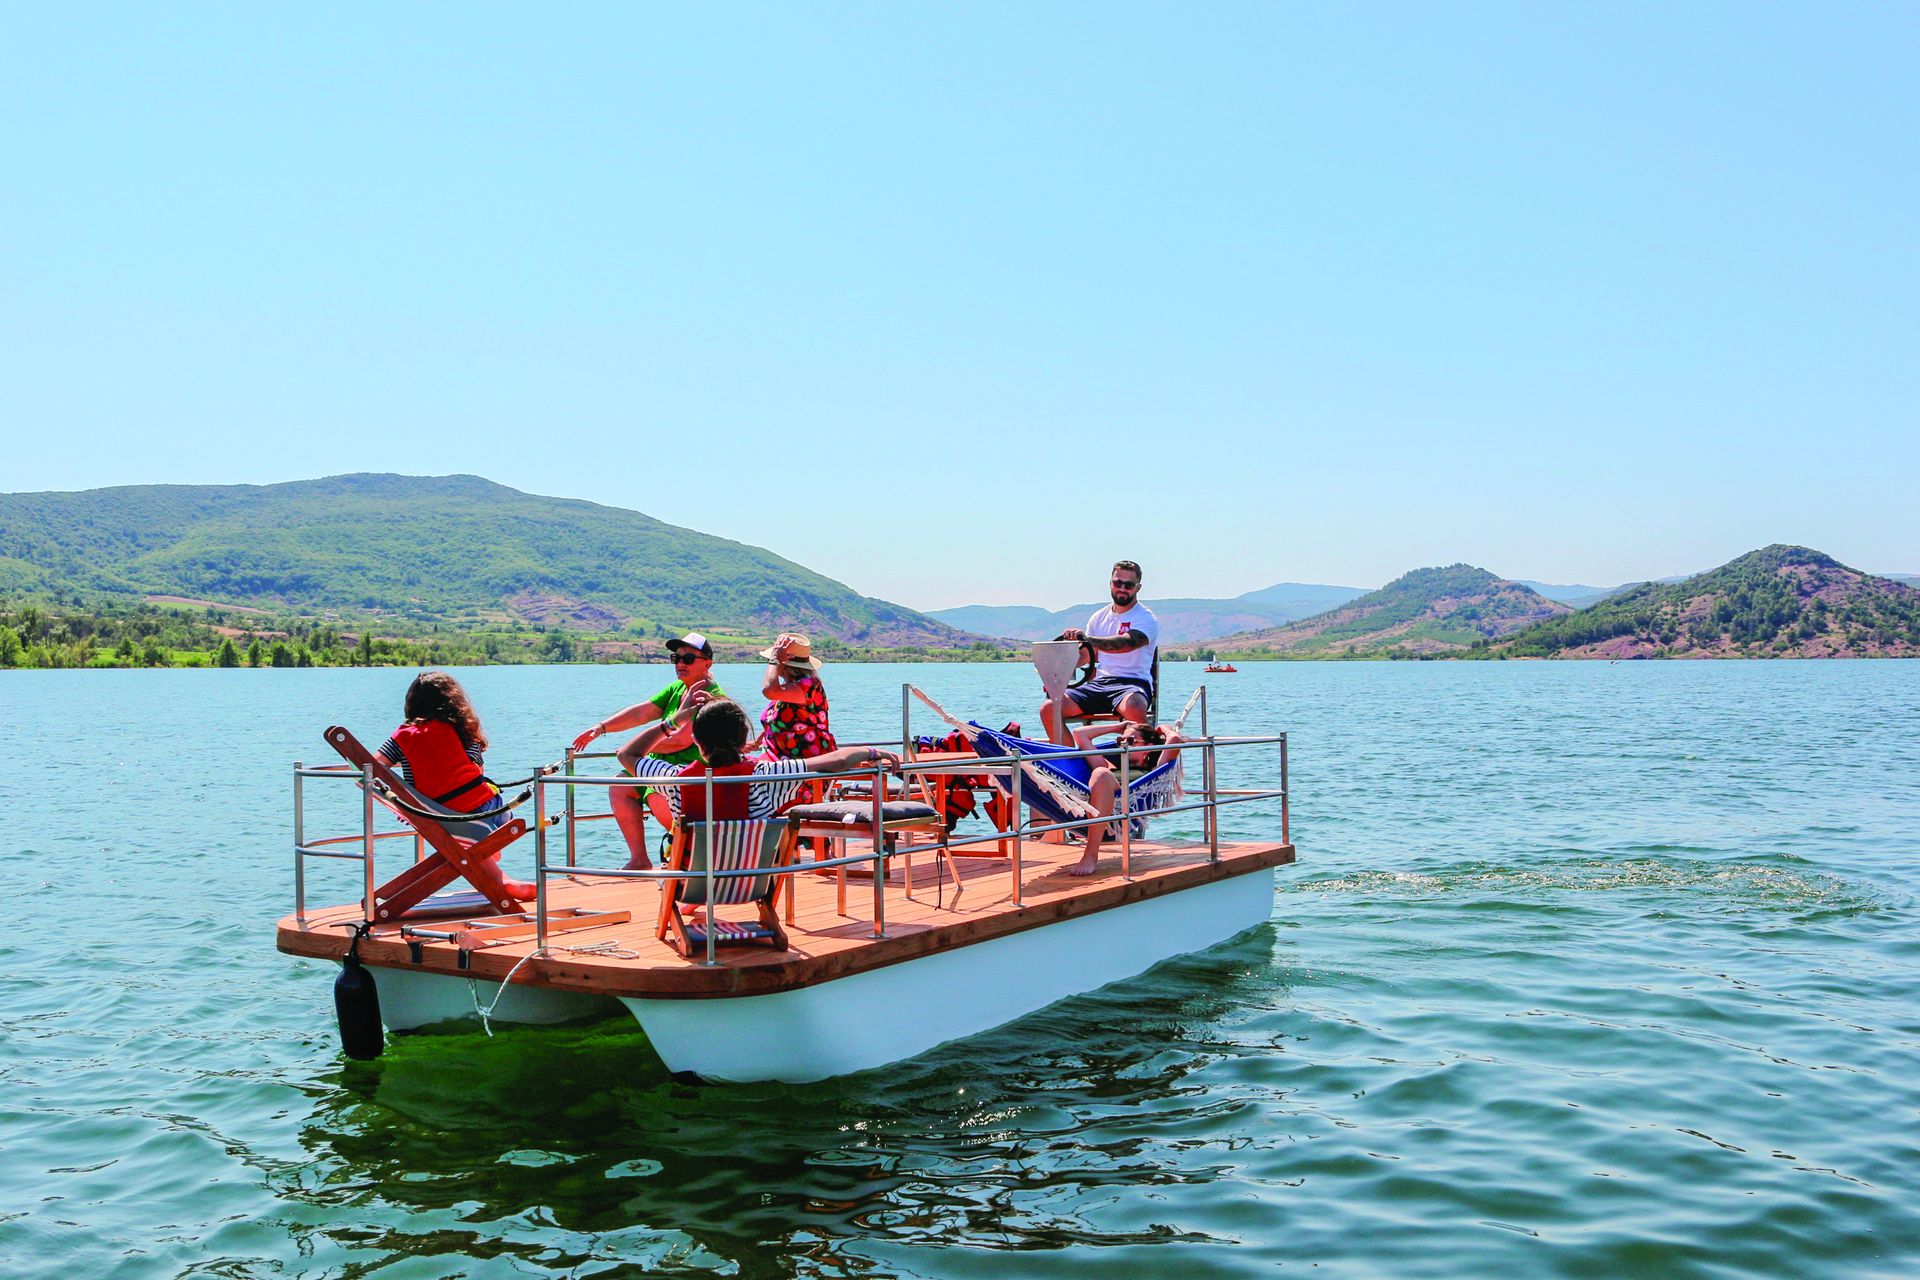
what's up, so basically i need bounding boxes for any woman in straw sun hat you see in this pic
[758,632,837,762]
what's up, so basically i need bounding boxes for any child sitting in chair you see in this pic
[617,696,896,835]
[375,671,511,839]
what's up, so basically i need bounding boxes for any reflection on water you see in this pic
[4,661,1920,1277]
[288,933,1288,1276]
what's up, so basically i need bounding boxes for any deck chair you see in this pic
[324,725,535,922]
[656,817,797,956]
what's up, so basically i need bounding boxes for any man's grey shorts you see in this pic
[1065,674,1154,716]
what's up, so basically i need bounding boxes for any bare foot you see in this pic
[623,854,653,871]
[1069,854,1099,876]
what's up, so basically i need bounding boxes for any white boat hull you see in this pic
[622,866,1276,1083]
[360,868,1276,1081]
[373,964,619,1031]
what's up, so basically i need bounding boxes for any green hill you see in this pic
[1488,545,1920,658]
[1215,565,1569,657]
[0,473,972,648]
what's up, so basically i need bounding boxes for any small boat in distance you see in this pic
[1205,661,1237,673]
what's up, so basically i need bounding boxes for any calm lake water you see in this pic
[3,660,1918,1278]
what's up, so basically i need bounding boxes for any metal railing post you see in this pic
[564,747,578,868]
[1119,743,1133,881]
[1010,745,1024,907]
[704,772,718,966]
[1205,737,1220,862]
[360,762,377,922]
[871,761,886,938]
[901,683,912,758]
[534,777,549,947]
[1281,733,1290,846]
[293,761,306,925]
[1199,685,1214,851]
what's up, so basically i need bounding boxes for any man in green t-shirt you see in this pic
[571,632,727,868]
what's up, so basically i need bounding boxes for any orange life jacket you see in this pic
[392,720,496,811]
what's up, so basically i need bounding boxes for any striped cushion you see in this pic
[678,820,784,907]
[683,918,778,945]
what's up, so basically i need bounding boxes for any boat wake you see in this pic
[1287,856,1893,919]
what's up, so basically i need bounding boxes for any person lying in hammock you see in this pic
[1064,721,1186,876]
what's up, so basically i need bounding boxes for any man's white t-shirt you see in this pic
[1087,603,1158,680]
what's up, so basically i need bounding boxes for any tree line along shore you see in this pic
[0,598,1013,670]
[7,477,1915,668]
[5,547,1918,671]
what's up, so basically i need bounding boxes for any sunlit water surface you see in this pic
[2,661,1917,1278]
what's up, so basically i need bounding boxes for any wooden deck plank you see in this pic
[277,837,1292,999]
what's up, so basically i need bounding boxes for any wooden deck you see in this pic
[275,837,1293,1000]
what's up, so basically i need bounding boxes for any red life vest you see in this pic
[676,761,756,822]
[392,720,496,812]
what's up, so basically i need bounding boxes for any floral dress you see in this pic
[760,675,837,759]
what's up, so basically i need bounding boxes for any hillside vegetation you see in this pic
[1216,565,1569,657]
[0,474,973,649]
[0,597,532,669]
[1486,546,1920,658]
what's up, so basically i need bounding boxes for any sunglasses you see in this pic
[671,652,706,665]
[1111,579,1139,589]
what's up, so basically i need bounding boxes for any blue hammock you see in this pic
[967,722,1180,836]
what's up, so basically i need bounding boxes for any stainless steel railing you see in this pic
[290,681,1290,965]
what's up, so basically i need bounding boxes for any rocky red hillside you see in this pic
[1490,546,1920,658]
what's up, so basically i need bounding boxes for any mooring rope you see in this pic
[1168,685,1205,736]
[469,937,642,1036]
[486,763,562,790]
[362,762,558,825]
[909,685,973,735]
[374,784,535,825]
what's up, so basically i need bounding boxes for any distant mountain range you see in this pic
[935,576,1765,643]
[1206,548,1920,659]
[928,582,1365,643]
[1214,566,1570,656]
[5,475,1914,665]
[1512,579,1613,604]
[0,474,972,649]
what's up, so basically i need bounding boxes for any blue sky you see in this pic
[3,4,1914,610]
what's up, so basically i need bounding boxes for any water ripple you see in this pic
[3,663,1920,1277]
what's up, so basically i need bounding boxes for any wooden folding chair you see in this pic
[655,817,797,956]
[324,725,534,922]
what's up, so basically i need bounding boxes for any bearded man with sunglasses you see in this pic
[1040,560,1160,742]
[570,632,729,868]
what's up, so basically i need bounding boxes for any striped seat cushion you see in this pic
[679,820,783,906]
[683,917,779,944]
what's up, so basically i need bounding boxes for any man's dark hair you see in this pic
[1112,560,1143,583]
[691,698,753,767]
